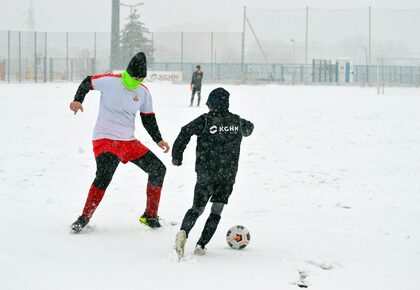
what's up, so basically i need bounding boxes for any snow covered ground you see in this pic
[0,82,419,290]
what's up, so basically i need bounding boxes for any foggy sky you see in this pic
[0,0,419,32]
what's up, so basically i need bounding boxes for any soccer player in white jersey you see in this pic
[69,52,170,232]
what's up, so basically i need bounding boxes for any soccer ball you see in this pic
[226,225,251,250]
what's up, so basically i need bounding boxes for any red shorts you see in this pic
[93,138,150,164]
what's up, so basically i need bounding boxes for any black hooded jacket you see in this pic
[172,109,254,182]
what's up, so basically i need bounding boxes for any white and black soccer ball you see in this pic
[226,225,251,250]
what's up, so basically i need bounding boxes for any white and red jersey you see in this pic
[90,74,154,141]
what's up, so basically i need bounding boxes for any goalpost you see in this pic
[377,58,420,94]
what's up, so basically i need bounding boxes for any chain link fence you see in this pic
[0,31,110,82]
[0,8,419,86]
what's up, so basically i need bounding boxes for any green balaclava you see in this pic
[122,52,147,90]
[122,70,142,90]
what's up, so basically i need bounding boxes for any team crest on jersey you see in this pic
[133,95,139,101]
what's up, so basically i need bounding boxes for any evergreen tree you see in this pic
[120,9,153,67]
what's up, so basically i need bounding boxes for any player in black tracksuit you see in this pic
[190,65,203,107]
[173,87,254,258]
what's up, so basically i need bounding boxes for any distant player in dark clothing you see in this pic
[172,87,254,259]
[190,65,203,107]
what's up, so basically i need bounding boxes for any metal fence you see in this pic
[0,31,110,82]
[0,30,245,83]
[244,7,420,64]
[0,7,419,86]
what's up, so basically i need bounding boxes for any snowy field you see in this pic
[0,82,419,290]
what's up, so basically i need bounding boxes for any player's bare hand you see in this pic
[70,101,84,115]
[158,141,170,153]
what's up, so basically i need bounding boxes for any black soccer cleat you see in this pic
[139,213,161,228]
[71,215,89,233]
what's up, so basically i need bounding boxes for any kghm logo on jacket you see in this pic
[133,95,139,101]
[209,125,239,134]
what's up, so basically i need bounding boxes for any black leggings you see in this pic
[191,88,201,105]
[93,151,166,190]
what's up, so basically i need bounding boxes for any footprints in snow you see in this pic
[292,261,338,288]
[295,270,309,288]
[306,260,337,271]
[335,203,352,209]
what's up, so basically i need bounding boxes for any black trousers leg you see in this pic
[130,151,166,186]
[197,90,201,106]
[197,214,221,247]
[197,203,224,247]
[93,152,120,190]
[180,177,211,236]
[180,208,201,237]
[82,152,120,219]
[130,151,166,217]
[190,89,196,106]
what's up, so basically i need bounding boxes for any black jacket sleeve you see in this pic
[140,113,163,143]
[240,118,254,137]
[191,72,195,85]
[73,76,93,103]
[172,115,206,165]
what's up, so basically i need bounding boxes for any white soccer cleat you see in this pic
[193,244,207,256]
[174,230,187,261]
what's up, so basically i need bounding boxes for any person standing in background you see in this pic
[190,65,204,107]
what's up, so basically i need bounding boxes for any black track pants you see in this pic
[191,88,201,106]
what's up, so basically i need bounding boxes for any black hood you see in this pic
[206,87,230,110]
